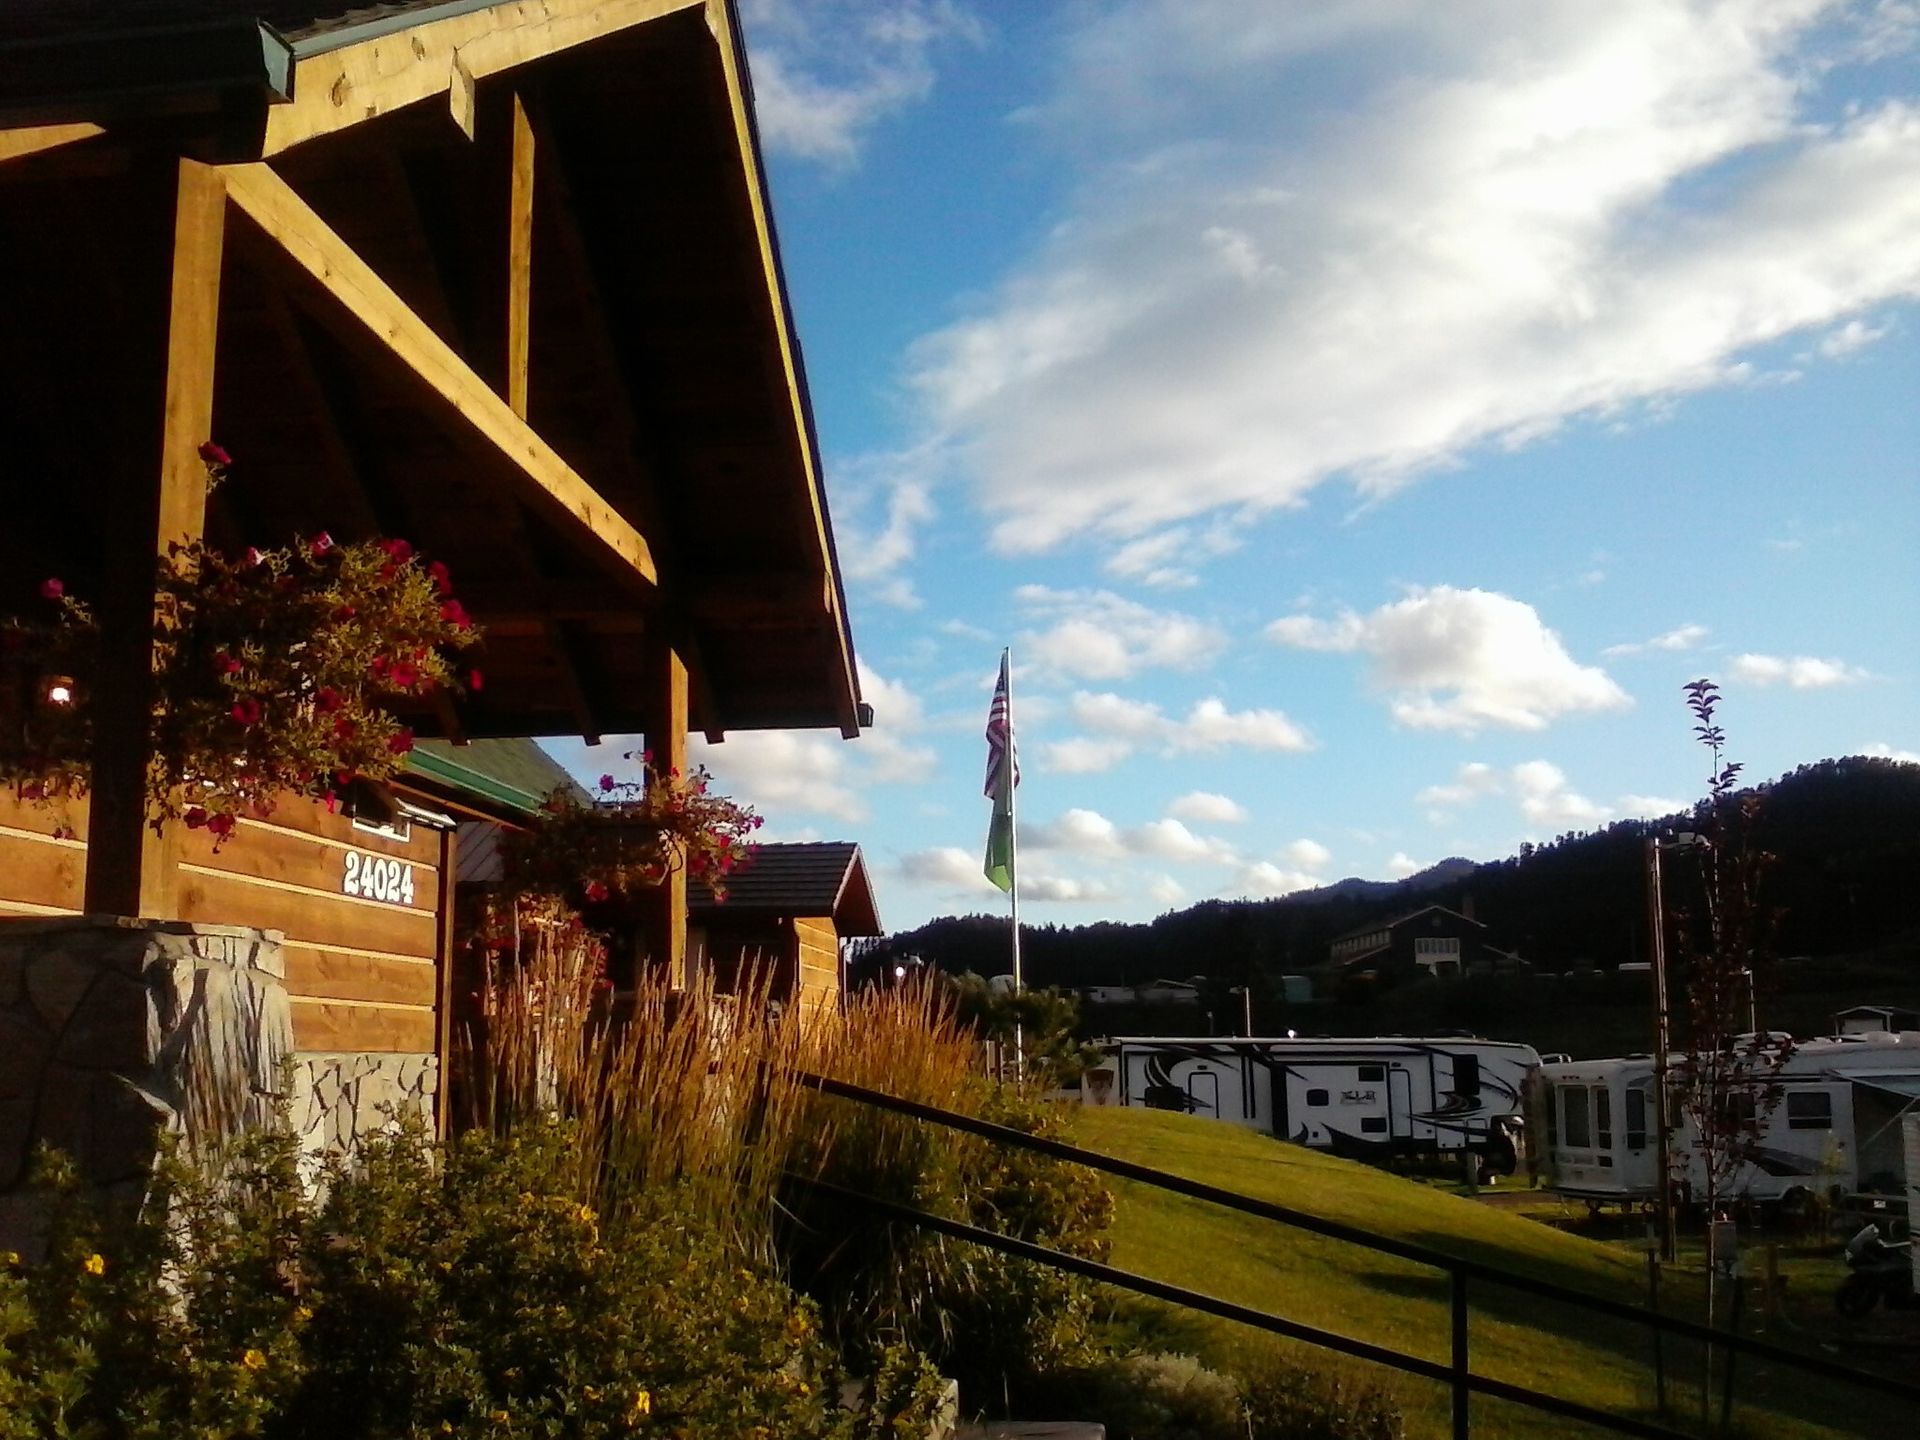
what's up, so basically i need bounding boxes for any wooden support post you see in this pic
[506,92,534,420]
[84,159,227,918]
[642,632,689,987]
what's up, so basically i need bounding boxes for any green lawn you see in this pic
[1066,1107,1890,1440]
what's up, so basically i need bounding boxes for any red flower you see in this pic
[213,651,243,675]
[198,440,232,467]
[378,538,414,564]
[184,807,209,829]
[333,605,357,622]
[427,561,453,596]
[309,532,334,556]
[599,774,617,793]
[583,881,610,903]
[389,661,419,690]
[242,547,264,568]
[207,813,235,839]
[333,715,357,739]
[39,578,63,600]
[230,697,263,727]
[369,655,390,679]
[467,668,485,692]
[439,599,472,631]
[324,791,338,814]
[387,728,415,755]
[314,686,345,713]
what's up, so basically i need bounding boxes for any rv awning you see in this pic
[1834,1072,1920,1101]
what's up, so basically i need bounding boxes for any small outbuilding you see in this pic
[690,842,881,1017]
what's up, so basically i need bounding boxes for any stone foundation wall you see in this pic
[290,1052,438,1167]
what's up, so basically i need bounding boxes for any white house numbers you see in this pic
[342,849,416,905]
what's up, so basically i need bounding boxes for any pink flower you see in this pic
[198,440,232,467]
[378,538,414,564]
[333,716,357,739]
[388,661,419,690]
[333,604,356,622]
[309,532,334,556]
[242,547,264,568]
[213,651,242,675]
[184,807,209,829]
[207,813,235,839]
[314,687,345,714]
[387,728,415,755]
[599,774,616,793]
[584,881,610,903]
[369,655,390,679]
[467,668,485,693]
[439,599,472,631]
[39,578,63,600]
[230,697,263,727]
[427,561,452,596]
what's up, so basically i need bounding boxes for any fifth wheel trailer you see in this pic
[1086,1036,1540,1171]
[1536,1033,1920,1210]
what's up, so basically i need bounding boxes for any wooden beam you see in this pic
[84,159,227,918]
[0,121,105,166]
[507,92,535,420]
[641,632,689,986]
[261,0,706,157]
[219,160,659,589]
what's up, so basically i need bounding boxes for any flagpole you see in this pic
[1005,645,1024,1080]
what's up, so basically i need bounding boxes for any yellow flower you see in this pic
[583,1385,601,1402]
[241,1348,268,1371]
[575,1203,596,1226]
[82,1253,106,1276]
[294,1305,313,1323]
[1,1251,19,1268]
[491,1411,509,1424]
[628,1389,651,1420]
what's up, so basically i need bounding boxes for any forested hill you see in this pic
[861,756,1920,990]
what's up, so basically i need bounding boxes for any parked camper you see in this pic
[1536,1032,1920,1212]
[1090,1036,1539,1172]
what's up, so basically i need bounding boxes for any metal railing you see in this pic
[791,1071,1920,1440]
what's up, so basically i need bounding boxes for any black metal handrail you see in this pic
[792,1070,1920,1437]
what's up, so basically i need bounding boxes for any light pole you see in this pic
[1229,985,1253,1037]
[1645,830,1708,1262]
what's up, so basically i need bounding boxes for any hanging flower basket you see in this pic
[500,754,761,907]
[0,532,481,841]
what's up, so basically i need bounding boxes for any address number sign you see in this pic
[342,850,416,906]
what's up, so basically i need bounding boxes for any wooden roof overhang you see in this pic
[0,0,864,746]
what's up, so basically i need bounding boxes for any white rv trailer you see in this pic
[1537,1033,1920,1209]
[1090,1036,1540,1170]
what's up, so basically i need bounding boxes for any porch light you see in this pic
[43,676,74,706]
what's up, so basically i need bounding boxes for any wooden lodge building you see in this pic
[0,0,866,1198]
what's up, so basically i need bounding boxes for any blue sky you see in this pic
[555,1,1920,933]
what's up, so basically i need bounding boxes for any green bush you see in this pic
[0,1120,947,1440]
[1238,1354,1405,1440]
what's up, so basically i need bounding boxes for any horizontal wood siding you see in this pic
[0,791,85,915]
[793,916,839,1012]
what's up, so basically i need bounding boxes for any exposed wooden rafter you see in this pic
[219,160,659,591]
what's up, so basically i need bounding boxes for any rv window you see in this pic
[1562,1086,1592,1148]
[1358,1064,1386,1083]
[1360,1117,1387,1134]
[1785,1090,1832,1131]
[1624,1089,1648,1149]
[1306,1088,1329,1107]
[1453,1053,1481,1095]
[1594,1087,1612,1149]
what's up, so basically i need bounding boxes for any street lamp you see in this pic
[1228,985,1254,1036]
[1646,830,1708,1261]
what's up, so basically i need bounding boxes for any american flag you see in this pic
[983,651,1019,798]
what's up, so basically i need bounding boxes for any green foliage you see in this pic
[0,1119,935,1440]
[947,974,1103,1085]
[1237,1356,1404,1440]
[1050,1351,1404,1440]
[0,529,478,837]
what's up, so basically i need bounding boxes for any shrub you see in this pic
[1238,1354,1405,1440]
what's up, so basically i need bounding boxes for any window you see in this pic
[1562,1086,1592,1148]
[1358,1064,1386,1083]
[1306,1088,1329,1107]
[1624,1089,1648,1150]
[1454,1054,1481,1095]
[1360,1117,1387,1134]
[1785,1090,1832,1131]
[1594,1087,1612,1150]
[1415,937,1461,956]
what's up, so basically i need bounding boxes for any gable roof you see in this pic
[692,841,881,937]
[1331,903,1486,944]
[406,737,587,818]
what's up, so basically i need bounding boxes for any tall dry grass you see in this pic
[456,901,988,1258]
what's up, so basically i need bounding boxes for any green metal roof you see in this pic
[406,738,585,818]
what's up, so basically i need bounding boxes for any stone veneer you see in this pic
[290,1052,438,1169]
[0,916,439,1250]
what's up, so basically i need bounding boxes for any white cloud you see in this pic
[1027,807,1239,867]
[1147,874,1188,906]
[1102,523,1242,589]
[1617,793,1687,818]
[1384,852,1424,880]
[1229,862,1318,899]
[1168,790,1249,824]
[1038,736,1135,775]
[691,731,868,822]
[1863,741,1920,763]
[1511,760,1611,828]
[1818,317,1891,358]
[1417,759,1679,829]
[900,2,1920,555]
[1026,807,1125,855]
[1282,838,1332,871]
[1021,870,1117,903]
[1128,818,1238,865]
[1603,623,1709,657]
[1048,690,1315,770]
[1729,653,1870,688]
[1016,585,1226,681]
[740,1,981,164]
[898,846,1000,894]
[1270,586,1628,733]
[1417,761,1502,807]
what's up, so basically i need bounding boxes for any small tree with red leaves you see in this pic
[500,754,761,909]
[0,533,480,842]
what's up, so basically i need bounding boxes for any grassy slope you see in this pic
[1068,1108,1874,1440]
